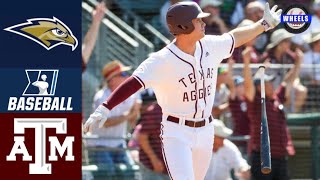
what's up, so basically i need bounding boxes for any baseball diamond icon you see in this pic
[23,69,59,96]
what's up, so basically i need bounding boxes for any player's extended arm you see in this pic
[32,81,39,86]
[83,76,142,133]
[230,3,282,48]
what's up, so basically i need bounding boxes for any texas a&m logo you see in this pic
[6,118,74,174]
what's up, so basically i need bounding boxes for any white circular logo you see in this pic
[282,4,311,34]
[286,7,306,29]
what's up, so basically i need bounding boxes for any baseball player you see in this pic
[32,74,49,95]
[84,2,282,180]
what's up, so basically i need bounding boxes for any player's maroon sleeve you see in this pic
[102,76,142,110]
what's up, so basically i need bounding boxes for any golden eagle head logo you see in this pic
[4,17,78,51]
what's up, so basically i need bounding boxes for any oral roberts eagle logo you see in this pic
[4,17,78,51]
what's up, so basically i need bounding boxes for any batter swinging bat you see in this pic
[259,66,271,174]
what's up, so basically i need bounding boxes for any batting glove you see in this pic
[261,3,282,31]
[83,105,110,133]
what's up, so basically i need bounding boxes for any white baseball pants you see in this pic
[160,117,215,180]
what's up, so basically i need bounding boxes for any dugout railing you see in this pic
[82,1,153,68]
[109,0,170,50]
[84,0,170,51]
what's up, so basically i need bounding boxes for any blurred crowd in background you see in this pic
[82,0,320,179]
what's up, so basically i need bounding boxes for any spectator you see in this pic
[127,124,140,163]
[219,0,243,27]
[229,0,245,27]
[212,67,230,119]
[82,2,106,72]
[266,29,307,113]
[310,0,320,32]
[244,1,268,52]
[273,0,312,13]
[86,60,141,167]
[233,19,261,63]
[205,120,251,180]
[244,1,264,22]
[302,31,320,84]
[139,89,157,113]
[135,102,170,180]
[128,89,157,163]
[266,29,295,65]
[228,70,250,154]
[243,47,299,179]
[301,31,320,111]
[200,0,228,35]
[291,0,320,47]
[225,58,250,154]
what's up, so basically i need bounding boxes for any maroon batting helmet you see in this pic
[166,2,210,35]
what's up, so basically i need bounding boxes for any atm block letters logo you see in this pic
[6,118,75,174]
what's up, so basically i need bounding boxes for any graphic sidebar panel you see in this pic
[0,0,82,179]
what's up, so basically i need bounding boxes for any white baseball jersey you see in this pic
[133,33,235,119]
[205,139,250,180]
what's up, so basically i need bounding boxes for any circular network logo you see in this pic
[281,4,311,34]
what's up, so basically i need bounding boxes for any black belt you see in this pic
[167,115,212,128]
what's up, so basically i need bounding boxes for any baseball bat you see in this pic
[259,66,272,174]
